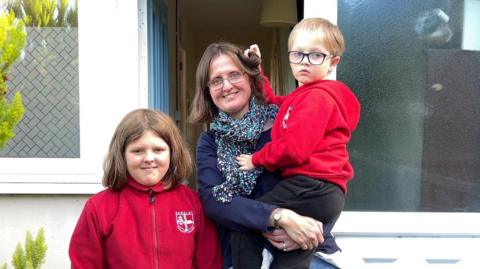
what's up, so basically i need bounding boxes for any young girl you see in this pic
[69,109,221,269]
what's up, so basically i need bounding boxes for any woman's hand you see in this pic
[263,228,301,252]
[274,209,324,250]
[236,154,255,170]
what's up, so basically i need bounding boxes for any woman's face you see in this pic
[208,54,252,119]
[125,130,170,186]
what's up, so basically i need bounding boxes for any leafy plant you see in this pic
[1,228,47,269]
[4,0,78,27]
[0,10,26,149]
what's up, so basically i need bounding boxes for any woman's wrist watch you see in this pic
[273,211,282,228]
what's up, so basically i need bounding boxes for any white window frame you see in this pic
[0,0,148,194]
[303,0,480,241]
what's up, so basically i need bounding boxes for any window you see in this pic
[336,0,480,212]
[1,0,80,158]
[1,1,145,193]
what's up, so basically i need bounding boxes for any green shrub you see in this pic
[4,0,78,27]
[0,10,26,149]
[1,228,48,269]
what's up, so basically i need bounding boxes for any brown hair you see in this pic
[288,18,345,57]
[103,109,192,191]
[188,42,266,124]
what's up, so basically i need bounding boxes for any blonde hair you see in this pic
[103,109,192,191]
[288,17,345,57]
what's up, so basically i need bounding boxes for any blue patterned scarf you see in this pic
[211,97,278,203]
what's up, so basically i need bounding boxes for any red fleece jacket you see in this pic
[253,79,361,193]
[69,179,221,269]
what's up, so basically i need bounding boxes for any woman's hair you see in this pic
[103,109,193,191]
[188,42,266,124]
[288,17,345,57]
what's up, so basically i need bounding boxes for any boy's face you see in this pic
[289,30,339,86]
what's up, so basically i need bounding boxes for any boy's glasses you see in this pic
[208,71,245,91]
[288,51,330,65]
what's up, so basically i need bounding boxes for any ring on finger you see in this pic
[282,241,286,251]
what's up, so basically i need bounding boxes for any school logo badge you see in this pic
[282,105,293,128]
[176,211,195,233]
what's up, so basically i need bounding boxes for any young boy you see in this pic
[235,18,361,269]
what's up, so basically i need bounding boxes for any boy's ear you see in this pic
[330,56,341,67]
[328,56,341,74]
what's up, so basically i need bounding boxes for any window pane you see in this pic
[1,0,79,158]
[339,0,480,212]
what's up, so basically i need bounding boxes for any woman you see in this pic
[189,42,340,269]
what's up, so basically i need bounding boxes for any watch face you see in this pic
[273,213,281,227]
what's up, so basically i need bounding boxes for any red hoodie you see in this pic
[69,179,222,269]
[252,79,360,193]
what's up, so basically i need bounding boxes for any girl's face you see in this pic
[208,54,252,119]
[125,130,170,186]
[289,30,339,86]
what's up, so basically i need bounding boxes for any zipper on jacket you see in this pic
[149,188,159,268]
[148,188,156,203]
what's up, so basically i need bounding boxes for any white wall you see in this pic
[0,195,89,268]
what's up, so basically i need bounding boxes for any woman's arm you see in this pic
[268,208,324,250]
[197,132,324,249]
[196,132,276,232]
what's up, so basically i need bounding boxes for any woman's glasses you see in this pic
[208,71,245,91]
[288,51,331,65]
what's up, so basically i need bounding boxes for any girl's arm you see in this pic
[69,200,104,269]
[194,202,222,269]
[196,132,276,232]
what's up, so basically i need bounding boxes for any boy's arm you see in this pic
[196,132,276,232]
[261,71,287,106]
[236,153,254,171]
[246,44,286,105]
[252,91,339,171]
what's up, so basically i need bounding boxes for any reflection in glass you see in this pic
[338,0,479,212]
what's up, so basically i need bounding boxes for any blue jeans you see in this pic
[310,255,339,269]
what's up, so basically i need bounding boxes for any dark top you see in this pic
[196,129,340,269]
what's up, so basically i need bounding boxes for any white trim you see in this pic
[0,0,144,194]
[138,0,149,107]
[304,0,337,23]
[0,183,104,194]
[334,212,480,236]
[304,0,338,80]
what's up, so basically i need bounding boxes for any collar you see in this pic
[127,177,168,193]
